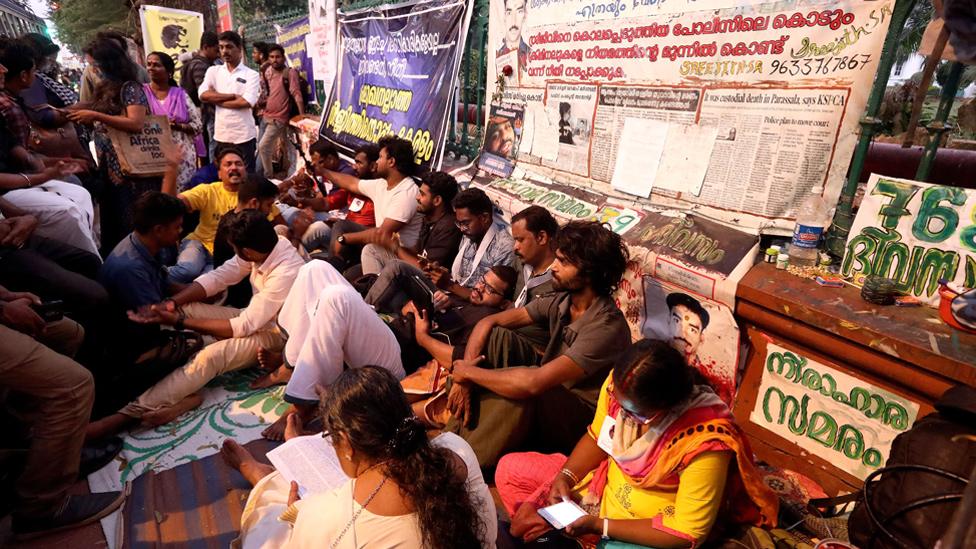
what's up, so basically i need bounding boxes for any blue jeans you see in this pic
[301,220,333,252]
[168,239,213,284]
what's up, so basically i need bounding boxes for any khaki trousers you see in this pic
[0,319,93,519]
[120,303,284,418]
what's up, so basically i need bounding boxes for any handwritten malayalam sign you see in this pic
[750,343,920,480]
[319,0,471,170]
[486,0,894,232]
[843,174,976,306]
[488,176,643,234]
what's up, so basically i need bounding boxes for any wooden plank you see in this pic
[738,263,976,385]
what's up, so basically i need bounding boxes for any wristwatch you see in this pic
[337,235,346,244]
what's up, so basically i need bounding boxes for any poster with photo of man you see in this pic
[495,0,529,85]
[641,276,739,405]
[478,102,523,177]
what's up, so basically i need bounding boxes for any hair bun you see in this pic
[389,416,425,456]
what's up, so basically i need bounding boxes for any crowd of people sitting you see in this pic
[0,26,780,548]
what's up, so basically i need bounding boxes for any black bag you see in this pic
[848,385,976,549]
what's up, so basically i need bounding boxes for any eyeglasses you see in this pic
[477,275,504,297]
[620,406,659,425]
[455,219,473,229]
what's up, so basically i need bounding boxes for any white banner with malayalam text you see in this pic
[486,0,895,233]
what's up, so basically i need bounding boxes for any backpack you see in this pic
[262,66,309,118]
[283,67,312,116]
[848,385,976,549]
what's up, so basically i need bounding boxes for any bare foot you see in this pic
[284,412,306,441]
[249,364,292,389]
[221,439,274,486]
[256,347,283,371]
[141,393,204,427]
[86,413,138,442]
[262,411,291,441]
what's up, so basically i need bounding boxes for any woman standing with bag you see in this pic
[67,36,151,252]
[143,52,202,192]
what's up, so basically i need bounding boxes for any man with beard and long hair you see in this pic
[444,221,632,467]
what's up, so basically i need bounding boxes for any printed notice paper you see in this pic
[611,118,668,198]
[655,124,719,196]
[530,104,559,162]
[266,434,347,496]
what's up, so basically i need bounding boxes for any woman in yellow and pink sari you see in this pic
[496,339,778,548]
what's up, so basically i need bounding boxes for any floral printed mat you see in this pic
[87,370,288,548]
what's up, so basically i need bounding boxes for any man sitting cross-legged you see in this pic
[358,170,461,277]
[365,187,513,313]
[168,147,285,284]
[314,135,423,272]
[444,221,632,467]
[86,211,305,439]
[257,260,404,440]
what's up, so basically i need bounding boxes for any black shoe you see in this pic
[78,436,123,479]
[13,491,125,540]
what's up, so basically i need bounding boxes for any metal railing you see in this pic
[825,0,966,258]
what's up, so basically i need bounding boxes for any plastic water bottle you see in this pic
[789,185,829,267]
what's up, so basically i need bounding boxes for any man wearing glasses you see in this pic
[446,221,632,468]
[398,266,517,373]
[366,187,514,313]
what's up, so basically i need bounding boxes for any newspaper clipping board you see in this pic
[107,115,175,177]
[318,0,473,170]
[139,5,204,81]
[842,174,976,307]
[485,0,895,233]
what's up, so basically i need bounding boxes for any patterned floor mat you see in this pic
[87,370,289,548]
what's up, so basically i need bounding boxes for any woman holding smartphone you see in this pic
[496,339,778,548]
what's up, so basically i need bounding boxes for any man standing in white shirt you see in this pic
[316,135,423,269]
[86,211,305,439]
[199,31,260,172]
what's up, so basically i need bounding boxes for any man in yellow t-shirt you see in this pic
[169,147,283,284]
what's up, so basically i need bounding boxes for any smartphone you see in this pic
[31,300,64,323]
[537,500,587,530]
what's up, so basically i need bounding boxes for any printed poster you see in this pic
[308,0,338,90]
[276,17,316,104]
[485,0,896,233]
[216,0,233,32]
[319,0,473,170]
[478,102,525,177]
[842,174,976,307]
[139,5,204,81]
[750,342,920,480]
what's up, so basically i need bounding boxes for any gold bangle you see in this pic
[19,173,31,188]
[559,467,580,485]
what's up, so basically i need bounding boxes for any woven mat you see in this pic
[87,371,288,548]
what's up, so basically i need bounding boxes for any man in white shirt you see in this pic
[316,135,423,269]
[258,259,404,440]
[199,31,260,172]
[86,211,305,439]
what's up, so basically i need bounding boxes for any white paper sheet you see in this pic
[655,124,719,195]
[530,105,559,162]
[610,118,668,198]
[266,434,347,496]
